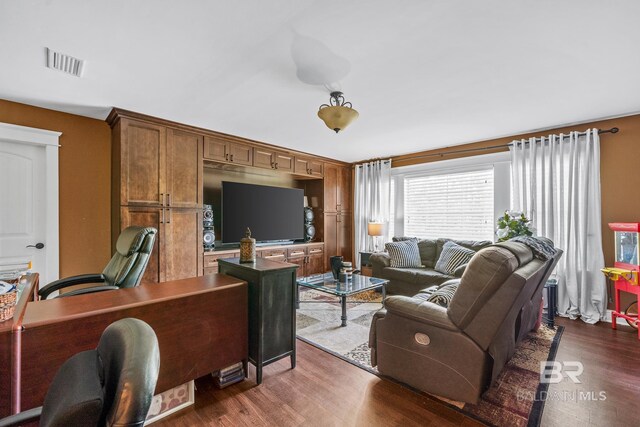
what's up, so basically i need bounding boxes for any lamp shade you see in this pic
[367,222,385,237]
[317,106,359,133]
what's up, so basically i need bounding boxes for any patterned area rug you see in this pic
[296,289,564,427]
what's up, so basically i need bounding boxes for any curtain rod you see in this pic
[401,127,619,160]
[356,159,392,167]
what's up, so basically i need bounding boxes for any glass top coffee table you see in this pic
[296,272,388,327]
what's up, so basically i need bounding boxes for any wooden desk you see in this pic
[0,273,38,417]
[14,274,247,412]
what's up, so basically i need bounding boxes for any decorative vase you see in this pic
[330,256,343,280]
[239,227,256,263]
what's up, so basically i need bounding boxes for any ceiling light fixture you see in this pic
[317,91,359,133]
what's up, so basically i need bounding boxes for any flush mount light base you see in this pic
[317,91,359,133]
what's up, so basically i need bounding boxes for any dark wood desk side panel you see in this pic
[19,284,247,410]
[0,331,10,417]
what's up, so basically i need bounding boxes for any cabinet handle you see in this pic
[167,193,171,206]
[225,153,229,161]
[161,208,165,224]
[230,154,234,162]
[271,162,275,169]
[160,193,165,206]
[167,208,172,224]
[274,163,278,169]
[309,168,313,174]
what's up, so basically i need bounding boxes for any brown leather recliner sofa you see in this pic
[369,241,562,403]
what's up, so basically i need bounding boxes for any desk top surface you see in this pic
[22,273,246,328]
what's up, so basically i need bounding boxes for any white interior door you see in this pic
[0,123,60,285]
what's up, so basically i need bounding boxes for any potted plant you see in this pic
[496,211,534,242]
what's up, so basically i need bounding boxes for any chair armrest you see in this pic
[384,296,458,331]
[454,263,468,278]
[38,274,106,299]
[0,407,42,427]
[57,285,119,298]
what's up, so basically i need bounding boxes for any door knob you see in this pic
[26,243,45,249]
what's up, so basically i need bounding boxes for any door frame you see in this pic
[0,122,61,283]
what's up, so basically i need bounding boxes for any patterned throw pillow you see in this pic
[434,241,476,275]
[427,282,460,307]
[385,239,422,268]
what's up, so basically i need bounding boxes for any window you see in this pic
[403,168,494,241]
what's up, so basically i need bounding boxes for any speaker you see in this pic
[203,229,215,250]
[304,207,315,242]
[203,204,213,228]
[203,204,215,250]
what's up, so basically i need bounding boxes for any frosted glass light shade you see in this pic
[317,105,359,133]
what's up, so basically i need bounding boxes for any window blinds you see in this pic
[404,168,494,241]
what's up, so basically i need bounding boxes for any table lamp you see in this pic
[368,222,385,252]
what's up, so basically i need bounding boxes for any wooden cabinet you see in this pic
[219,258,298,385]
[121,207,202,283]
[253,148,294,172]
[324,164,352,213]
[294,156,324,178]
[203,251,240,275]
[118,119,166,206]
[166,129,203,208]
[111,114,203,283]
[204,137,253,166]
[324,212,352,267]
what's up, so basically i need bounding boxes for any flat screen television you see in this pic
[221,181,304,243]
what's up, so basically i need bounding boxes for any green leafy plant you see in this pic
[496,210,533,242]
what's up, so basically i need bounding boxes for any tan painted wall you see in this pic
[390,114,640,309]
[0,99,112,278]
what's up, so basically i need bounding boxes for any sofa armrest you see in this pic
[384,296,458,331]
[454,263,469,278]
[370,253,390,268]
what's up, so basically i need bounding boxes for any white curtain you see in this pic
[354,160,392,267]
[511,129,606,324]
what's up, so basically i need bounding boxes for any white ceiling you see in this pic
[1,0,639,162]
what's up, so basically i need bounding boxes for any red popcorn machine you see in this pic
[601,223,640,339]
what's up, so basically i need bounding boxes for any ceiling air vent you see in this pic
[46,48,85,77]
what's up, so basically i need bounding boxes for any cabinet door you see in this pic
[165,209,202,281]
[337,166,352,212]
[306,253,325,276]
[274,152,294,172]
[121,120,166,206]
[120,206,164,283]
[228,142,253,165]
[253,147,275,170]
[324,212,338,268]
[337,213,353,262]
[167,129,202,208]
[323,164,338,212]
[294,157,310,175]
[287,256,305,279]
[203,136,228,162]
[308,159,324,178]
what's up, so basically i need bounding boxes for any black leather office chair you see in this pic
[38,226,157,299]
[0,318,160,427]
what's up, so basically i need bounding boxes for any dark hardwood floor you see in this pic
[155,318,639,426]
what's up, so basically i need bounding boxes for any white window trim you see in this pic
[390,152,510,240]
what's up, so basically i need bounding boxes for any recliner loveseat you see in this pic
[369,240,562,403]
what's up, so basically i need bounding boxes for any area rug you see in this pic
[296,289,564,427]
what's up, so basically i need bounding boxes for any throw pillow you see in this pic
[427,282,460,307]
[385,239,422,268]
[434,241,476,275]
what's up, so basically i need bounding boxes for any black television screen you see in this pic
[222,181,304,243]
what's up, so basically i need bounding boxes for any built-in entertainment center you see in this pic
[108,108,353,284]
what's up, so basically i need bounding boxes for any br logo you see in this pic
[540,361,584,384]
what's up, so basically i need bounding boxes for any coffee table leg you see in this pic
[341,295,347,327]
